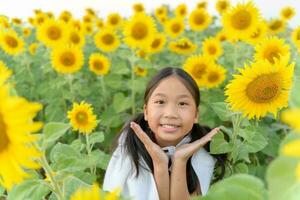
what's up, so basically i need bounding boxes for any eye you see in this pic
[155,100,164,104]
[179,102,188,106]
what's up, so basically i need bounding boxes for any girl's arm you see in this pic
[153,161,170,200]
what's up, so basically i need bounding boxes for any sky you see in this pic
[0,0,299,28]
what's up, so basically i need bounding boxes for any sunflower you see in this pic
[204,64,226,89]
[68,101,97,134]
[222,2,260,41]
[136,49,148,59]
[28,43,39,55]
[22,27,31,37]
[83,14,94,24]
[174,4,188,19]
[106,13,123,30]
[0,83,43,190]
[133,3,145,13]
[267,18,285,35]
[70,184,121,200]
[291,26,300,46]
[12,18,22,26]
[216,30,228,42]
[59,11,73,23]
[281,108,300,132]
[82,23,94,35]
[169,37,197,55]
[244,21,268,45]
[280,6,296,21]
[183,54,213,87]
[96,19,104,29]
[51,45,84,74]
[0,16,10,29]
[165,17,185,38]
[282,140,300,157]
[202,37,223,60]
[37,19,69,48]
[68,28,85,48]
[85,8,96,17]
[188,8,211,31]
[147,33,166,54]
[216,0,230,15]
[89,53,110,75]
[0,61,12,84]
[94,28,120,52]
[0,29,24,55]
[254,36,290,65]
[123,13,157,49]
[225,56,294,119]
[196,1,207,9]
[155,6,168,19]
[134,66,148,77]
[34,12,48,27]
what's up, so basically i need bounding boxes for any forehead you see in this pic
[150,76,193,98]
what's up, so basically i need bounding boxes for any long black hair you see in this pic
[115,67,226,194]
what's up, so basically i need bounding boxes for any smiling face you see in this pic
[144,76,199,147]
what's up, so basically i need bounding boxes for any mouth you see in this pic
[160,123,181,133]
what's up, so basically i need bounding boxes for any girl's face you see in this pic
[144,76,198,147]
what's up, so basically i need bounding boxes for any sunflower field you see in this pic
[1,0,300,199]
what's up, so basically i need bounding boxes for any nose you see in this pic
[163,103,178,119]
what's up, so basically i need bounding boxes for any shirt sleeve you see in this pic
[191,148,216,195]
[102,134,132,192]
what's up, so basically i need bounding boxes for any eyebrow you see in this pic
[153,93,191,99]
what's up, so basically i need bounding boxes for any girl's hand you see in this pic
[173,127,220,163]
[130,122,169,166]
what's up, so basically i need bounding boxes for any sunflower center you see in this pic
[265,48,281,64]
[219,2,228,9]
[5,36,18,48]
[283,10,292,18]
[76,111,88,124]
[270,20,282,30]
[251,28,261,39]
[131,22,148,40]
[208,45,217,54]
[60,52,75,66]
[192,64,207,79]
[246,73,280,103]
[231,10,251,30]
[93,60,104,70]
[171,23,181,33]
[102,34,114,45]
[180,9,186,15]
[70,33,80,44]
[0,114,10,153]
[47,26,62,40]
[176,42,191,49]
[296,31,300,40]
[151,39,161,48]
[208,72,219,82]
[110,17,119,25]
[194,13,205,25]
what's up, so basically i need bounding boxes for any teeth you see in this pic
[162,124,178,128]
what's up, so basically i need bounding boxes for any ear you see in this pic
[143,104,148,121]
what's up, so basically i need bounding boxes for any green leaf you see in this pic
[7,179,50,200]
[210,132,232,154]
[234,163,249,173]
[210,102,233,121]
[96,150,111,170]
[198,174,267,200]
[89,131,105,145]
[63,176,91,200]
[238,127,268,153]
[113,92,132,113]
[43,122,70,148]
[267,157,300,200]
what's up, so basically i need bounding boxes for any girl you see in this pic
[103,67,226,200]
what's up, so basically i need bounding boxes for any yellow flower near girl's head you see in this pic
[94,28,120,52]
[222,2,260,41]
[183,54,214,87]
[188,8,211,32]
[123,12,157,49]
[225,56,294,119]
[68,101,97,134]
[70,184,121,200]
[281,108,300,133]
[89,53,110,76]
[68,28,85,48]
[134,66,148,77]
[51,45,84,74]
[254,36,290,65]
[204,65,226,89]
[168,37,197,55]
[165,17,185,38]
[0,83,43,190]
[147,33,166,54]
[0,29,24,55]
[37,19,69,48]
[280,6,296,21]
[202,37,223,60]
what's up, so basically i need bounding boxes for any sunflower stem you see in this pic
[85,134,95,174]
[230,113,242,163]
[40,153,64,200]
[129,50,136,115]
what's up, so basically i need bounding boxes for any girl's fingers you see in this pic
[130,121,152,145]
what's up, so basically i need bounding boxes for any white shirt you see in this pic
[103,132,216,200]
